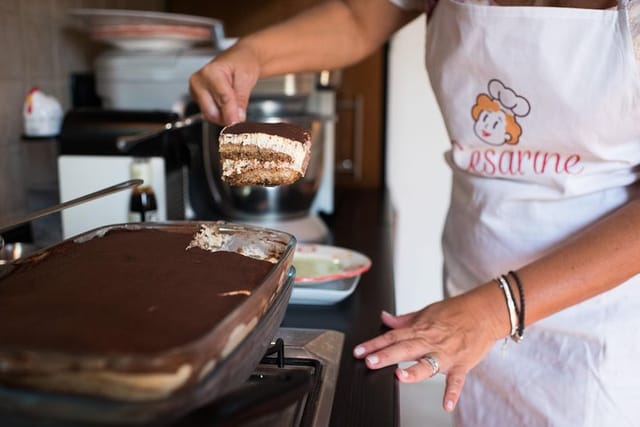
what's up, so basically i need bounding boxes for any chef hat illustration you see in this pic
[488,79,530,118]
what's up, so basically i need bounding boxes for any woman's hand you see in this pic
[187,1,418,126]
[189,43,261,126]
[353,289,507,412]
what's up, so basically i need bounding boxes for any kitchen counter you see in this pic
[283,188,398,427]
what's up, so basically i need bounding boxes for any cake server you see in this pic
[0,179,142,247]
[115,112,203,152]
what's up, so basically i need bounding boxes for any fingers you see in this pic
[190,65,243,125]
[209,69,245,125]
[396,360,466,413]
[189,72,224,124]
[354,330,434,370]
[231,68,257,122]
[353,310,421,367]
[380,309,418,329]
[443,370,466,412]
[189,48,259,126]
[396,353,442,383]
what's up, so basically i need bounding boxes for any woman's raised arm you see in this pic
[189,0,419,124]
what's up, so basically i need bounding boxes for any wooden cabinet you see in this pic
[168,0,386,189]
[333,51,384,188]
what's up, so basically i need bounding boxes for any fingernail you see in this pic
[366,355,379,365]
[399,369,409,378]
[207,108,218,122]
[237,108,246,122]
[354,346,365,357]
[445,400,454,412]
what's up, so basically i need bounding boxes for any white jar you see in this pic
[23,87,63,138]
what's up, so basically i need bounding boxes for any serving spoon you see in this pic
[0,179,142,250]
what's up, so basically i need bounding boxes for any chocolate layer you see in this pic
[221,121,310,143]
[0,228,273,355]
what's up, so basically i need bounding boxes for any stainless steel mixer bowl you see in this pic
[203,111,325,221]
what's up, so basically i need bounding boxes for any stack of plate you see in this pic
[69,8,224,51]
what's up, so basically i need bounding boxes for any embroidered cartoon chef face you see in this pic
[471,79,530,146]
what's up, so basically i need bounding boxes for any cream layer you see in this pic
[222,159,298,176]
[219,133,307,171]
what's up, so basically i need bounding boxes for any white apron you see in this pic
[423,0,640,425]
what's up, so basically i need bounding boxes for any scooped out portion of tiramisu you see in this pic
[218,121,312,186]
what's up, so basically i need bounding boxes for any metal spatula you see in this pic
[0,179,142,249]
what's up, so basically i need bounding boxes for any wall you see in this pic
[386,16,451,313]
[386,15,454,427]
[0,0,164,225]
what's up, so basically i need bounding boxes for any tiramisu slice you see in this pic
[218,121,312,186]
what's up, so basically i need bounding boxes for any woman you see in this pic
[189,1,640,425]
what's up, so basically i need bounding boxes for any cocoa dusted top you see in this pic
[0,228,273,355]
[222,121,310,143]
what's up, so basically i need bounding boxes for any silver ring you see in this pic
[421,354,440,376]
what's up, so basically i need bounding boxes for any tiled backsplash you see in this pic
[0,0,164,224]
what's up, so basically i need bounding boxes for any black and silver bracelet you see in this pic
[508,270,525,341]
[496,275,519,340]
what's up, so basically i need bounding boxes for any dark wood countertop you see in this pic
[282,188,399,427]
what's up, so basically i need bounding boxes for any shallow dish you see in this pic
[292,243,371,284]
[289,244,371,305]
[290,275,361,306]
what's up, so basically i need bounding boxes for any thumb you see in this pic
[230,69,258,125]
[381,310,419,329]
[218,91,243,125]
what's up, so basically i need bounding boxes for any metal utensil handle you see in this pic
[0,179,143,234]
[116,113,204,152]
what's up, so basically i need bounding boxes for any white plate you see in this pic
[69,9,222,51]
[289,244,372,305]
[290,276,361,305]
[91,34,207,52]
[293,243,371,284]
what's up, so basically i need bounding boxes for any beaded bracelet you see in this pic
[508,271,525,341]
[496,275,518,340]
